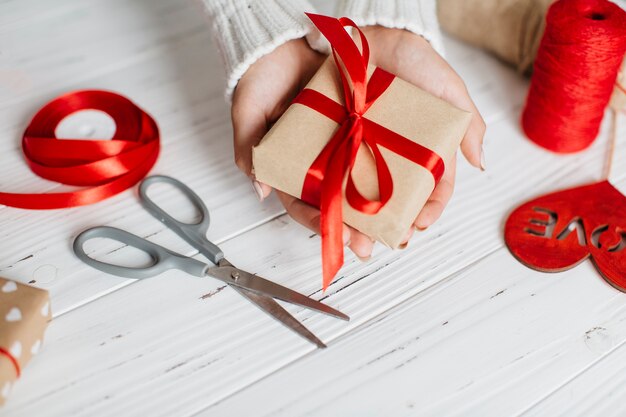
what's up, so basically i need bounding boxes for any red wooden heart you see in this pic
[505,180,626,291]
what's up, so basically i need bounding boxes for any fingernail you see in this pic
[357,255,371,262]
[252,180,264,202]
[480,146,487,171]
[399,229,412,249]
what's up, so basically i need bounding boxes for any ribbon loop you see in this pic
[0,90,159,210]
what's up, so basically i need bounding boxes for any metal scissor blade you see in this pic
[209,261,350,321]
[231,285,326,348]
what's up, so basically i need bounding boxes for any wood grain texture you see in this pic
[0,0,285,316]
[205,248,626,417]
[1,0,626,415]
[524,336,626,417]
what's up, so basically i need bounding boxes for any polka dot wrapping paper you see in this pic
[0,277,51,405]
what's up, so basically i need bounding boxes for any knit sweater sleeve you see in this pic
[335,0,445,56]
[197,0,319,101]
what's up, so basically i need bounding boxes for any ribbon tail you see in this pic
[320,194,344,291]
[320,171,345,291]
[318,133,352,291]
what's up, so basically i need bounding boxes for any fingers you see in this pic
[348,227,375,261]
[276,191,376,260]
[231,91,266,177]
[231,39,325,199]
[399,227,414,249]
[415,155,457,230]
[251,180,272,202]
[232,86,274,201]
[276,191,350,245]
[459,109,487,171]
[441,77,487,170]
[368,29,487,170]
[232,99,274,201]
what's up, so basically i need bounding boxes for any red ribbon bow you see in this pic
[0,90,159,209]
[296,14,445,290]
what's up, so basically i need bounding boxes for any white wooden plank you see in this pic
[4,108,623,416]
[2,0,626,415]
[203,249,626,417]
[0,0,284,315]
[0,0,535,320]
[523,340,626,417]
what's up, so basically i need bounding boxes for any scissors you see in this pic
[73,175,349,348]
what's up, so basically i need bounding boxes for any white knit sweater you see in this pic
[198,0,442,100]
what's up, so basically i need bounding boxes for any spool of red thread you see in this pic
[521,0,626,153]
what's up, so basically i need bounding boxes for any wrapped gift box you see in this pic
[253,57,472,249]
[0,277,51,405]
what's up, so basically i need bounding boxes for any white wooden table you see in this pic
[2,0,626,416]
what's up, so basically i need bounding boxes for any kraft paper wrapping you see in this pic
[438,0,556,74]
[0,277,51,405]
[253,58,472,248]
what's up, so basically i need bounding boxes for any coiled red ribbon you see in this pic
[0,90,159,209]
[297,14,445,290]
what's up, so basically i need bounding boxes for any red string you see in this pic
[0,346,20,378]
[0,90,159,209]
[522,0,626,153]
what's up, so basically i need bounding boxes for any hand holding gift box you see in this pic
[253,14,472,289]
[0,277,51,405]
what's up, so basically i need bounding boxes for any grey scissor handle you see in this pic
[73,226,209,279]
[138,175,224,265]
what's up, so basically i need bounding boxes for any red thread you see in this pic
[522,0,626,153]
[0,346,21,378]
[0,90,159,209]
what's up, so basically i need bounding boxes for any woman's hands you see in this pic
[360,26,486,230]
[231,39,325,192]
[230,27,486,260]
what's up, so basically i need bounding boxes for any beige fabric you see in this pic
[437,0,555,74]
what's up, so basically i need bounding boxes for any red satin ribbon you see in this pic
[298,14,445,290]
[0,90,159,209]
[0,346,20,378]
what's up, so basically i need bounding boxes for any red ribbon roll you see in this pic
[298,14,445,290]
[0,90,159,209]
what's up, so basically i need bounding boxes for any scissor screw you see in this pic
[231,271,240,281]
